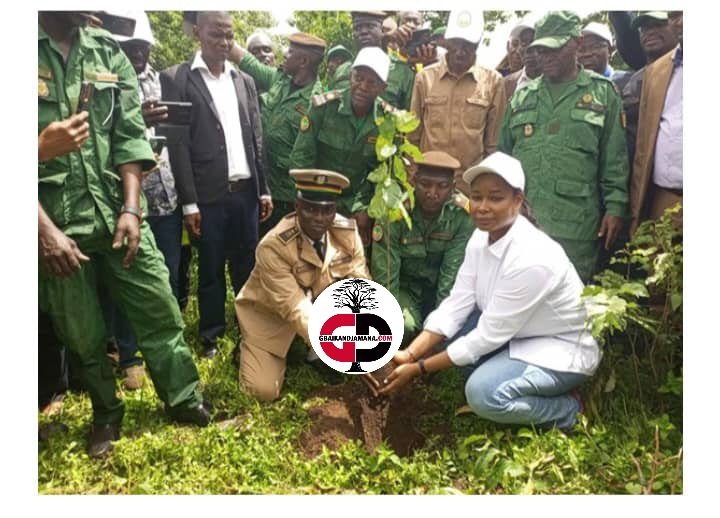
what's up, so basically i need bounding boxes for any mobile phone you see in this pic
[95,12,136,37]
[406,28,433,57]
[149,136,167,155]
[156,101,193,126]
[76,81,95,113]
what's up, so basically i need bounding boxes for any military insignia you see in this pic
[620,111,627,129]
[582,93,592,103]
[86,71,118,83]
[457,11,472,28]
[300,114,310,132]
[278,226,300,244]
[312,89,341,107]
[38,67,53,80]
[429,232,452,241]
[523,124,534,137]
[38,79,49,98]
[372,223,384,242]
[452,193,470,213]
[294,104,306,116]
[315,175,327,185]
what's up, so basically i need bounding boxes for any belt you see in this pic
[654,184,683,197]
[228,178,252,192]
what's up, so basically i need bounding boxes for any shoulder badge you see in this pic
[300,114,311,132]
[524,123,534,137]
[620,111,627,129]
[38,79,49,98]
[38,66,53,80]
[452,192,470,213]
[372,223,384,242]
[278,226,300,244]
[332,216,357,230]
[312,89,342,107]
[85,71,118,83]
[582,93,593,104]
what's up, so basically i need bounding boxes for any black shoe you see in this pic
[87,423,120,459]
[171,402,213,427]
[200,340,219,359]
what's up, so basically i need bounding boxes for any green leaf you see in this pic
[398,201,412,229]
[379,144,397,160]
[399,141,424,161]
[395,110,420,133]
[625,482,643,495]
[670,293,682,311]
[367,162,388,184]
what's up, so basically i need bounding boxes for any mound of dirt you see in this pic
[300,376,448,458]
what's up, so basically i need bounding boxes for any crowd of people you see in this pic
[38,9,683,459]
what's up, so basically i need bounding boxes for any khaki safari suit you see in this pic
[409,59,507,195]
[38,24,202,426]
[630,47,682,235]
[235,213,369,401]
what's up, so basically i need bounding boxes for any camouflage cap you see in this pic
[529,11,582,50]
[631,11,668,30]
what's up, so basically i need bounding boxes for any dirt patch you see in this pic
[300,376,449,458]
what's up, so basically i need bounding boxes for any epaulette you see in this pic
[84,26,121,48]
[452,192,471,213]
[380,98,398,114]
[332,215,357,230]
[278,226,300,244]
[312,89,342,107]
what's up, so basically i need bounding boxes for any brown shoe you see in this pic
[123,365,146,390]
[87,424,120,459]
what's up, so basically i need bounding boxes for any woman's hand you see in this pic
[378,363,421,396]
[393,349,414,365]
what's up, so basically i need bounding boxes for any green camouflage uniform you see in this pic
[288,88,394,216]
[371,200,475,340]
[237,53,324,230]
[498,68,629,281]
[38,24,202,426]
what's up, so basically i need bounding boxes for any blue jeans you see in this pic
[438,310,587,429]
[196,189,258,343]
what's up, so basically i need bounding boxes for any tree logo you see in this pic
[308,278,403,374]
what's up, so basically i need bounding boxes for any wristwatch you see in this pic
[120,205,144,223]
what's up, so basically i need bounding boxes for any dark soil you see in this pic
[299,375,449,458]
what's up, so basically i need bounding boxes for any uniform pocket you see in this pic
[463,97,490,131]
[551,179,592,223]
[567,108,605,153]
[425,96,448,126]
[91,81,121,130]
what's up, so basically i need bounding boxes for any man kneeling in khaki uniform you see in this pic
[235,169,370,401]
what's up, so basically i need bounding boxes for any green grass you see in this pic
[38,269,683,495]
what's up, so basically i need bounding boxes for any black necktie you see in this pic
[312,239,325,261]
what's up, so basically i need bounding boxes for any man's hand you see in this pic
[38,112,90,162]
[259,197,274,223]
[141,99,168,127]
[112,213,141,269]
[184,212,202,240]
[407,43,437,65]
[598,214,624,250]
[39,223,90,277]
[392,349,414,365]
[385,23,414,48]
[353,211,372,246]
[378,363,421,396]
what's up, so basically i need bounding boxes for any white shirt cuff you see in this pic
[446,336,476,366]
[182,203,199,215]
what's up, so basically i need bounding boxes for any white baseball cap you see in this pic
[444,9,484,44]
[111,11,155,46]
[352,47,390,83]
[463,152,525,191]
[582,22,613,45]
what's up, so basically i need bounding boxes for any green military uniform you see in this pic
[289,88,394,216]
[237,52,324,230]
[38,24,202,426]
[498,12,629,281]
[328,54,415,110]
[371,200,475,339]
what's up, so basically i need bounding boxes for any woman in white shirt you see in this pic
[377,152,601,430]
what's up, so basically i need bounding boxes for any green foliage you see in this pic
[147,11,275,71]
[366,110,421,229]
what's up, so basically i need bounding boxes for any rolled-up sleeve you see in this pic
[446,264,556,366]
